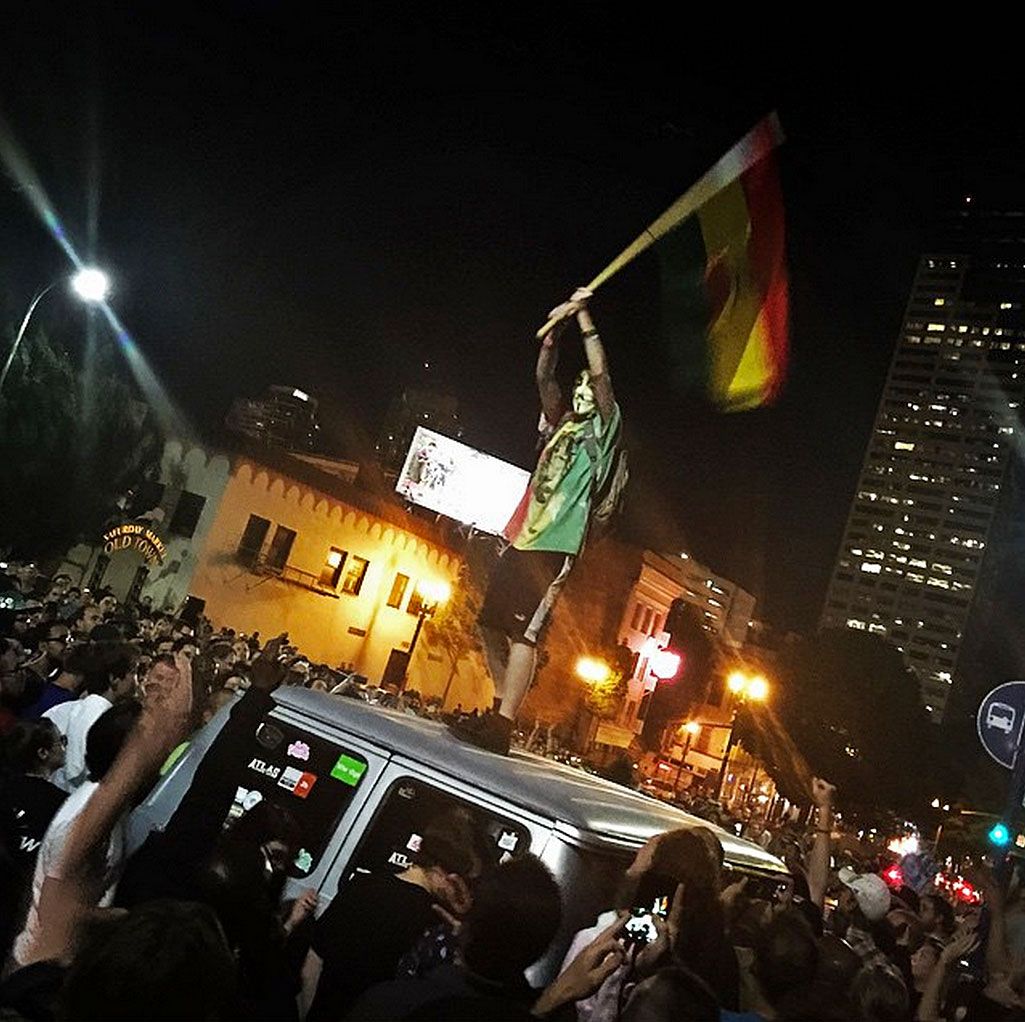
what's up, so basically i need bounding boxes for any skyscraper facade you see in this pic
[822,209,1025,721]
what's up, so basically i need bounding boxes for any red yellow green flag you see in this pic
[541,114,788,411]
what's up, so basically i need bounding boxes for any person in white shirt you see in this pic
[13,699,143,966]
[43,644,138,792]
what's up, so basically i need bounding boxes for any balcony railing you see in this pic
[238,551,339,598]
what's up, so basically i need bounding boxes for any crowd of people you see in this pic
[0,561,1024,1020]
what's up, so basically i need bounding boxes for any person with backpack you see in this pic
[453,287,626,755]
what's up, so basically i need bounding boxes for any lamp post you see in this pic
[714,670,769,804]
[674,720,701,794]
[400,578,450,692]
[0,267,111,395]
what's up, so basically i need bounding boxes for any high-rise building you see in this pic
[821,208,1025,721]
[225,385,321,452]
[376,388,461,473]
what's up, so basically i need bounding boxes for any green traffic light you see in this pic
[989,822,1011,847]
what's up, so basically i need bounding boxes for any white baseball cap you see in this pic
[838,867,891,922]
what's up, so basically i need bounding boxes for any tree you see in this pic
[582,643,631,720]
[742,629,934,818]
[640,601,716,750]
[0,327,160,561]
[420,564,486,701]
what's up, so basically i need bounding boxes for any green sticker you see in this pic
[331,754,367,786]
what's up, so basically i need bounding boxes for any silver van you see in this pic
[128,687,788,982]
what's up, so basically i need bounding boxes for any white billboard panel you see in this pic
[395,427,529,535]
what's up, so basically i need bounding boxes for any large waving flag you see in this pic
[538,114,789,411]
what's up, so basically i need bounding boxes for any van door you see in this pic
[314,757,554,908]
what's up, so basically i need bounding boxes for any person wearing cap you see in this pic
[832,866,906,990]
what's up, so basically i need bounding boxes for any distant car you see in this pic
[986,701,1016,735]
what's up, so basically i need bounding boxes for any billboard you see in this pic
[396,427,529,535]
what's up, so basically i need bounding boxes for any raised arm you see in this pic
[808,776,835,911]
[33,654,193,964]
[574,292,616,422]
[537,324,565,429]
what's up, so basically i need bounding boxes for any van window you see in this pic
[345,776,529,882]
[223,713,369,880]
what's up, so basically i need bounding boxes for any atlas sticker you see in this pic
[406,832,423,853]
[294,848,314,874]
[287,741,311,762]
[388,851,412,869]
[248,757,282,780]
[498,830,519,852]
[278,766,317,798]
[330,753,367,787]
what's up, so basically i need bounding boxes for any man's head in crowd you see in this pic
[96,591,118,617]
[2,718,65,777]
[621,967,720,1022]
[851,964,910,1022]
[459,854,562,984]
[60,900,236,1022]
[919,893,954,937]
[835,869,891,934]
[73,604,104,638]
[85,699,143,782]
[172,635,199,661]
[40,623,69,670]
[753,909,819,1012]
[81,643,139,703]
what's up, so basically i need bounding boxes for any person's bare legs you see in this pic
[480,624,509,709]
[497,641,536,721]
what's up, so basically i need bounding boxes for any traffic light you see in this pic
[988,822,1011,847]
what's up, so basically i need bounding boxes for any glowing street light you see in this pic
[716,669,771,803]
[401,577,451,692]
[70,266,111,303]
[0,265,113,394]
[576,656,612,685]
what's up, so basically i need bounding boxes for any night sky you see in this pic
[3,9,1023,632]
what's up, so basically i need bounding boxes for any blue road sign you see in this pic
[977,681,1025,770]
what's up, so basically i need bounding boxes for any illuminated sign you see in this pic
[102,524,166,565]
[396,427,529,535]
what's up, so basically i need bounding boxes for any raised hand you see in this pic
[532,913,627,1015]
[811,777,836,807]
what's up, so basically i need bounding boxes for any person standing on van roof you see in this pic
[452,288,625,756]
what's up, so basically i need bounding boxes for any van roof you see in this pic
[274,688,787,875]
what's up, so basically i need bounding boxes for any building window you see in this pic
[266,525,297,572]
[319,547,347,589]
[88,553,110,591]
[387,573,410,608]
[168,491,206,538]
[238,515,271,567]
[631,603,644,630]
[127,565,149,605]
[642,607,654,633]
[341,555,369,596]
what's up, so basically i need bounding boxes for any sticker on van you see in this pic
[331,753,368,786]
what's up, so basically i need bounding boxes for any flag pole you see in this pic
[534,112,785,340]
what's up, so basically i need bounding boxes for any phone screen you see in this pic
[624,893,669,945]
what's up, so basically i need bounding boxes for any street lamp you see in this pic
[576,656,612,685]
[715,670,769,803]
[0,266,112,394]
[70,267,111,303]
[673,720,701,795]
[400,578,450,691]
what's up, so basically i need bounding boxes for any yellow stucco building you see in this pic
[62,441,493,711]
